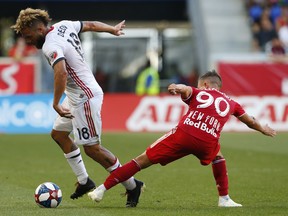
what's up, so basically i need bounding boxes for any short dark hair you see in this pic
[199,70,222,88]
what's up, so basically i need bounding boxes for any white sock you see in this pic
[97,184,107,191]
[64,148,88,185]
[121,177,136,190]
[106,158,136,190]
[220,195,230,200]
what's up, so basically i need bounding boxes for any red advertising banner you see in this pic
[102,94,288,132]
[218,62,288,96]
[0,57,40,94]
[102,94,142,131]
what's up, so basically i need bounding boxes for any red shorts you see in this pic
[146,127,220,166]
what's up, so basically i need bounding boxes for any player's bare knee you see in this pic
[50,130,59,142]
[214,155,224,160]
[51,130,70,142]
[83,144,100,158]
[135,153,152,169]
[212,155,225,164]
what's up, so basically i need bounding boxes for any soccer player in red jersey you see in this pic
[88,70,276,207]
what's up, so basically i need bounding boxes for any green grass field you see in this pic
[0,132,287,216]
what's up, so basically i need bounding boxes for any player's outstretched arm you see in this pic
[238,113,276,137]
[81,20,125,36]
[168,83,192,100]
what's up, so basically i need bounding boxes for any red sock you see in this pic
[212,157,228,196]
[104,160,141,190]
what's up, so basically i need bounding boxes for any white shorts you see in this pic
[53,95,103,145]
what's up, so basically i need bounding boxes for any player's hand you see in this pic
[113,20,125,36]
[168,83,178,95]
[168,83,187,95]
[262,124,277,137]
[53,104,74,119]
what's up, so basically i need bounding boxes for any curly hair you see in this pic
[11,8,52,33]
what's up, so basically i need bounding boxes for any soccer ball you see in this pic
[34,182,62,208]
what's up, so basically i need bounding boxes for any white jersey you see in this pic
[43,20,103,107]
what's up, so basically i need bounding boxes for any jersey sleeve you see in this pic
[71,21,83,33]
[232,101,246,117]
[43,44,65,68]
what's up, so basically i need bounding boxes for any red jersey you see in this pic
[177,87,245,142]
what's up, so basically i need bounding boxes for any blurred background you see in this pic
[0,0,287,133]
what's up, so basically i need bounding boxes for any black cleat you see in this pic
[126,179,144,207]
[70,177,96,200]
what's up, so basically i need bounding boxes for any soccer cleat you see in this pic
[218,196,242,207]
[70,177,96,200]
[88,187,105,202]
[125,179,145,207]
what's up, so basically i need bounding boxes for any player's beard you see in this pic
[35,36,45,49]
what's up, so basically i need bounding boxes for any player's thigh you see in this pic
[146,128,188,165]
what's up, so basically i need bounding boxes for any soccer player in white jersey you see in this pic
[12,8,144,207]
